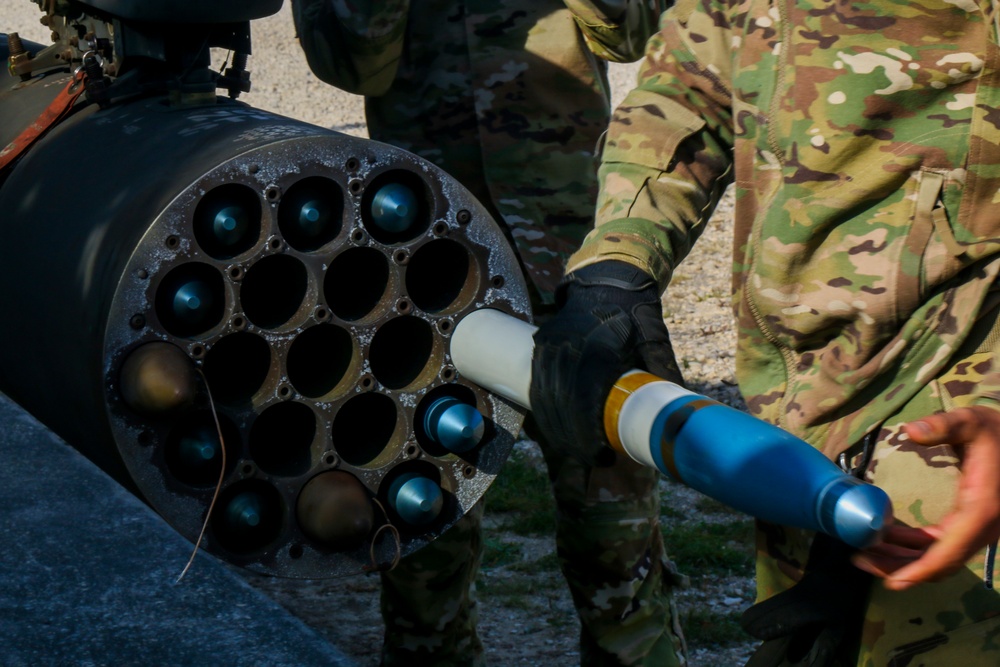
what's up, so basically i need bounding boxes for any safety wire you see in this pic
[367,498,402,573]
[175,369,228,584]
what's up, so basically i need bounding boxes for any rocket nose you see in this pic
[824,480,894,549]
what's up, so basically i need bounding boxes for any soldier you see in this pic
[292,2,685,666]
[528,0,1000,664]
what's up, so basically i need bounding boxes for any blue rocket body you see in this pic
[648,395,888,548]
[450,309,894,550]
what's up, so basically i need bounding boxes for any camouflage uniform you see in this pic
[568,0,1000,662]
[293,2,685,666]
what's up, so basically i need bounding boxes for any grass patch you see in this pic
[481,537,523,570]
[660,502,687,521]
[662,520,755,578]
[693,495,749,518]
[478,575,560,601]
[508,552,561,574]
[484,453,555,535]
[682,608,749,646]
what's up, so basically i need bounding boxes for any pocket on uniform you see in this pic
[901,168,968,314]
[600,88,706,169]
[920,162,1000,265]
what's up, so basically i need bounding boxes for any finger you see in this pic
[862,540,928,561]
[849,525,934,579]
[883,512,995,590]
[903,407,994,446]
[876,523,939,550]
[852,551,919,579]
[889,407,1000,589]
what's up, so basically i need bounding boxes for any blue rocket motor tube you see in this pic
[449,308,893,549]
[604,372,892,549]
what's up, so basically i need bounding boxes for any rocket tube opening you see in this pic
[368,315,435,390]
[154,263,226,337]
[332,392,399,467]
[164,412,239,487]
[324,247,392,322]
[278,176,344,252]
[240,254,308,329]
[201,332,271,405]
[405,238,478,315]
[360,170,431,244]
[248,401,317,477]
[287,323,357,399]
[211,480,284,554]
[193,183,262,259]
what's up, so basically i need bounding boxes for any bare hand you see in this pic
[851,406,1000,591]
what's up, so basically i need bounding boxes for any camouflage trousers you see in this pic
[379,431,686,666]
[756,321,1000,665]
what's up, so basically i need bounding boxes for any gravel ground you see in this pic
[4,2,758,664]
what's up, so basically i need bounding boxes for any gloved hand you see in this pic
[529,259,683,466]
[740,533,872,667]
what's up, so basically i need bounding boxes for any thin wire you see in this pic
[175,369,227,583]
[366,497,401,572]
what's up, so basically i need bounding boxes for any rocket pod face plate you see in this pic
[103,133,530,578]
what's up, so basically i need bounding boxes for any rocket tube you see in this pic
[450,309,893,549]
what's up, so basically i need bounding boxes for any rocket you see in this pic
[450,309,893,549]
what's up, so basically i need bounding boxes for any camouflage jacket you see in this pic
[293,0,665,301]
[568,0,1000,456]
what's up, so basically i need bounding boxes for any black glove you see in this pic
[529,260,683,466]
[740,532,873,667]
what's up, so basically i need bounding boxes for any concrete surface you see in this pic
[0,392,357,667]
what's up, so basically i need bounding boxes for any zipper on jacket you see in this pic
[747,0,795,430]
[743,228,798,431]
[765,0,790,167]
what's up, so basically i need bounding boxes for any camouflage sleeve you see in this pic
[564,0,668,63]
[566,0,736,289]
[292,0,408,96]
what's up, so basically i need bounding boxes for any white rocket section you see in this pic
[451,309,536,409]
[616,375,696,471]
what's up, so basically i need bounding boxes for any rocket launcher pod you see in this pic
[0,1,532,578]
[450,309,893,549]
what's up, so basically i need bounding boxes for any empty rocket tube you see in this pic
[450,308,893,549]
